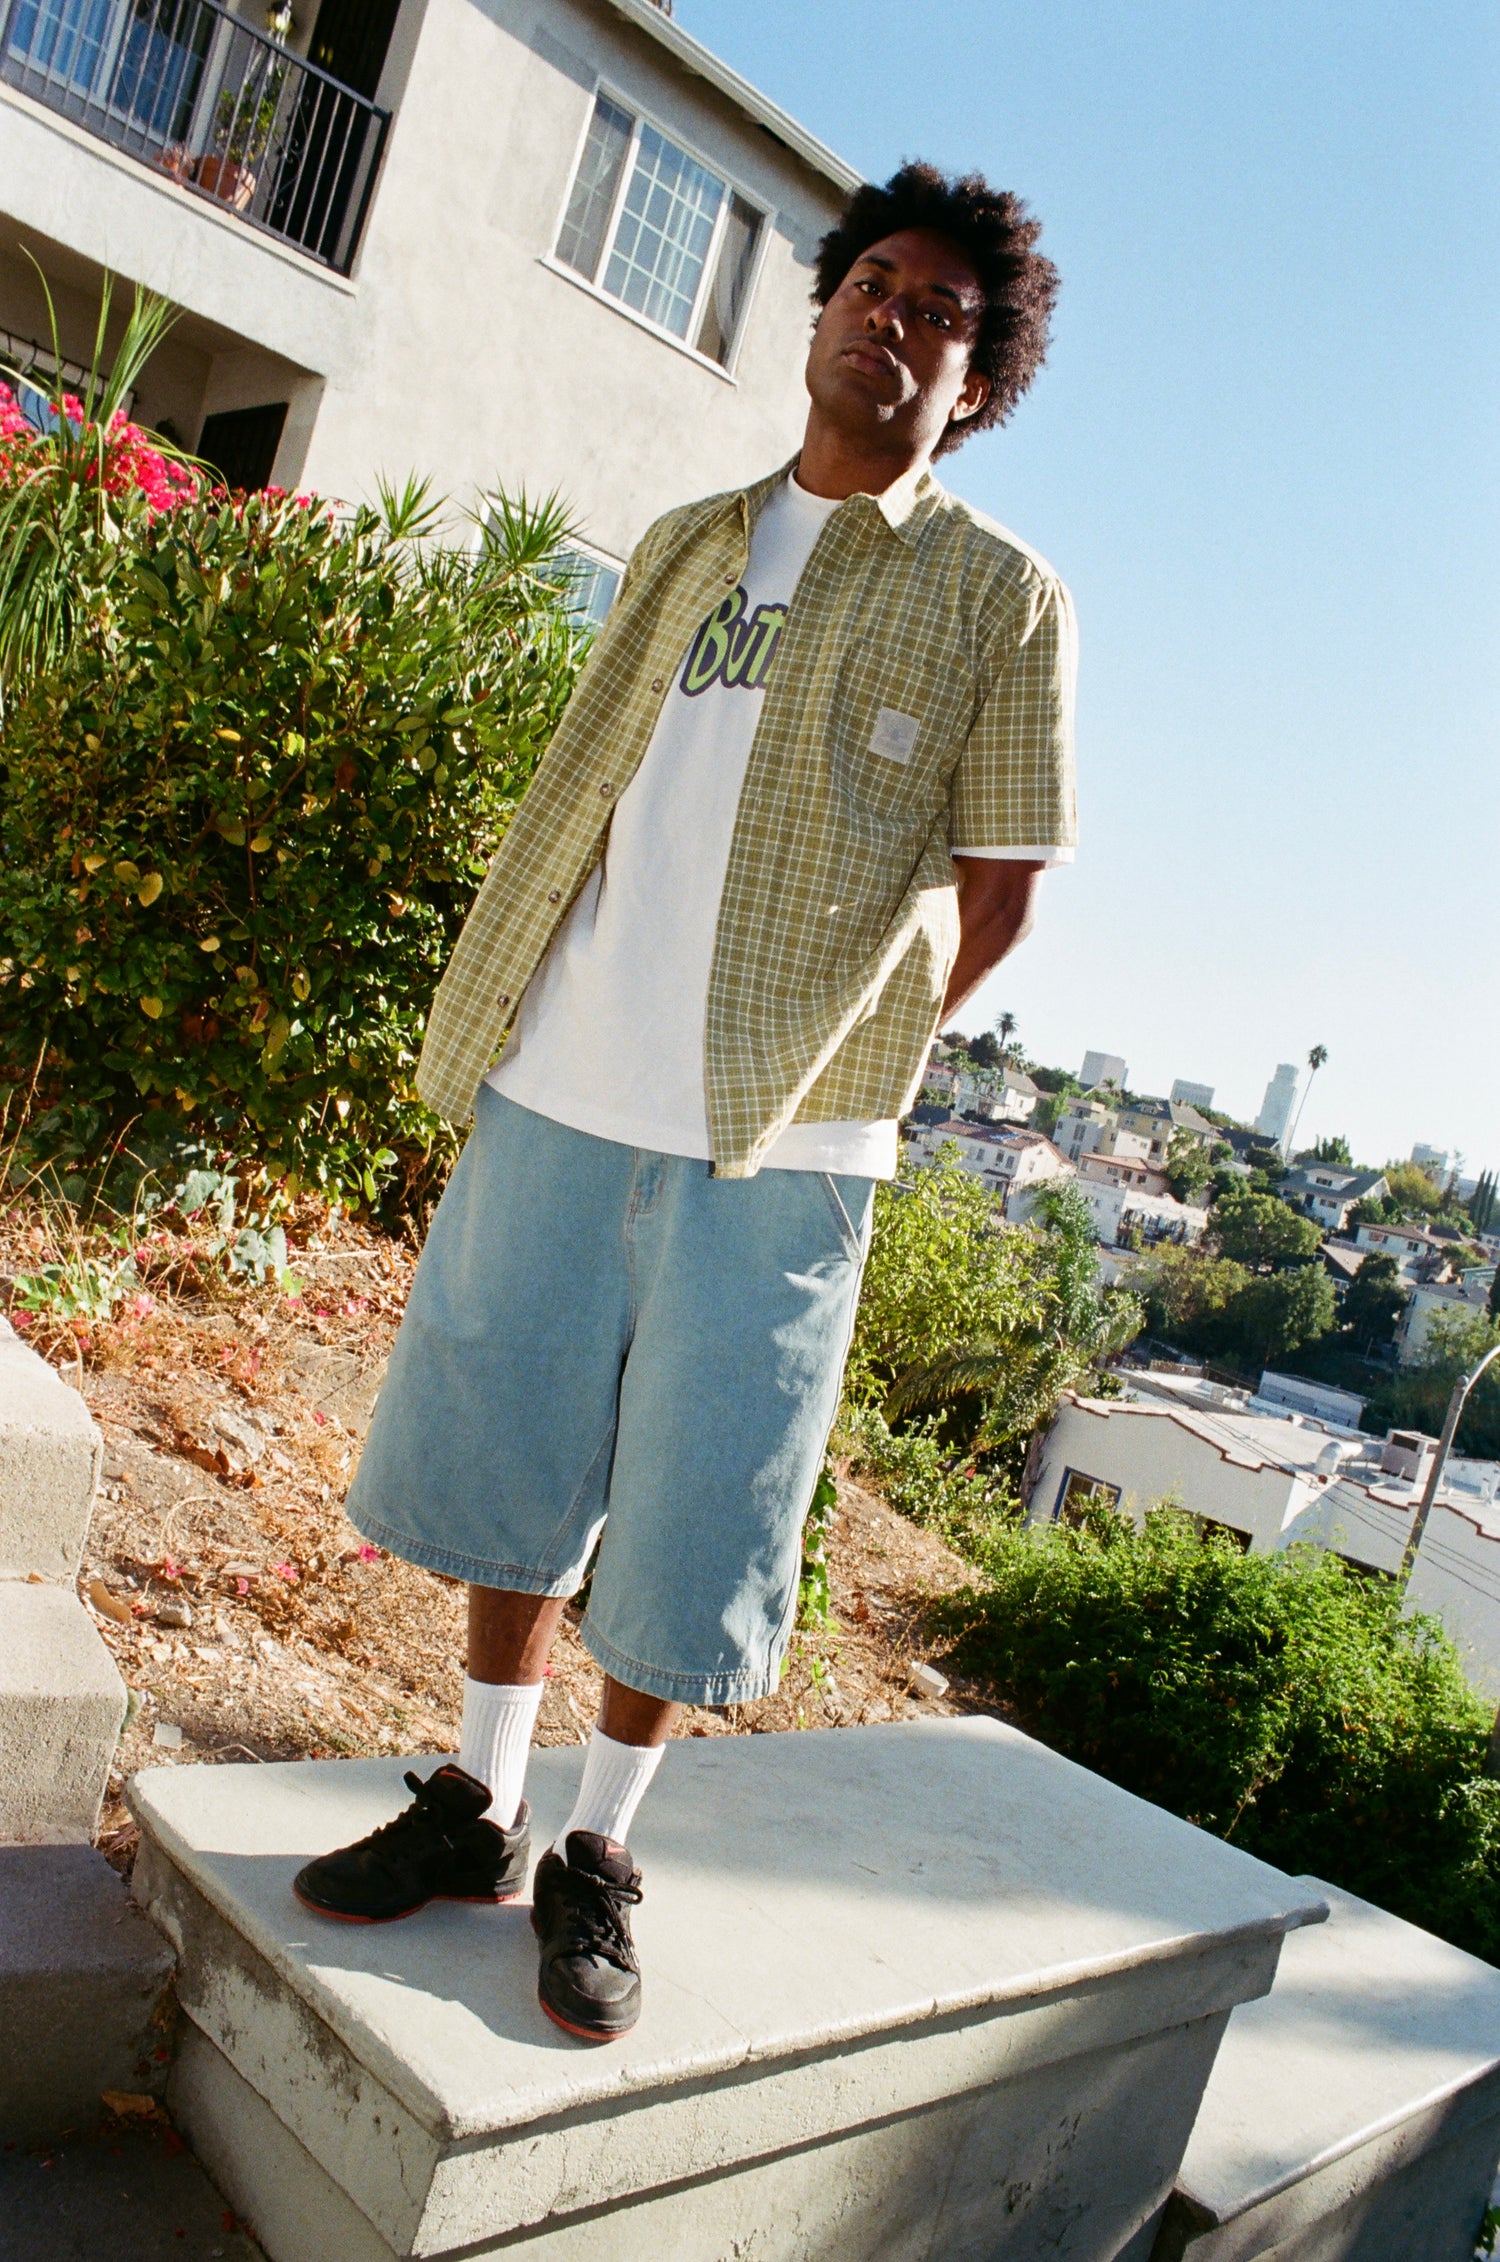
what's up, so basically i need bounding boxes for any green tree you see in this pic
[1211,1181,1322,1271]
[1384,1162,1445,1218]
[1341,1252,1408,1352]
[1226,1264,1336,1366]
[1303,1134,1353,1167]
[851,1168,1140,1458]
[966,1030,1002,1070]
[1133,1246,1253,1350]
[1490,1268,1500,1323]
[1283,1042,1327,1156]
[1468,1169,1496,1238]
[1164,1126,1214,1205]
[993,1010,1017,1063]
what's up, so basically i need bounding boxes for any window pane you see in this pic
[603,123,723,339]
[553,547,621,632]
[696,192,761,366]
[556,94,632,281]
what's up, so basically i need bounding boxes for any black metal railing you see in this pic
[1,0,390,275]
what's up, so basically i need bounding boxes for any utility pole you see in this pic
[1396,1340,1500,1594]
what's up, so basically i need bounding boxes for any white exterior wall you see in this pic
[1027,1399,1310,1553]
[0,0,851,548]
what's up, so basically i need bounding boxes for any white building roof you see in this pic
[601,0,863,194]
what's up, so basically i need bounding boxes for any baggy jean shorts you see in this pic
[346,1088,874,1704]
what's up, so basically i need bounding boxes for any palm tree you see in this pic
[1284,1043,1328,1159]
[993,1010,1017,1066]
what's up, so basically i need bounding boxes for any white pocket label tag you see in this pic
[868,707,920,764]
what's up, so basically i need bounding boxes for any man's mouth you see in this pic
[840,341,902,381]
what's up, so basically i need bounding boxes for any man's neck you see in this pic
[793,415,933,502]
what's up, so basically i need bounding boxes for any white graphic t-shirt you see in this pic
[490,475,910,1174]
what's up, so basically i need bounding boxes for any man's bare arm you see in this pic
[942,856,1045,1020]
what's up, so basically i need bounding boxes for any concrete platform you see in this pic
[128,1718,1326,2262]
[0,1579,127,1842]
[0,1318,101,1579]
[0,1843,175,2140]
[1152,1879,1500,2260]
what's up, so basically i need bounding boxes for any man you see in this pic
[294,163,1075,2041]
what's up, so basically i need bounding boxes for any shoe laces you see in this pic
[359,1772,465,1863]
[552,1864,643,1972]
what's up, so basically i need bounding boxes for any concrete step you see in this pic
[0,1318,101,1580]
[1154,1878,1500,2261]
[0,2111,266,2260]
[127,1717,1326,2262]
[0,1843,174,2141]
[0,1579,127,1843]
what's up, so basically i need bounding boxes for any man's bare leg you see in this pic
[467,1584,681,1745]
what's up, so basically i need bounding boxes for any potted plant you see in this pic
[195,57,288,210]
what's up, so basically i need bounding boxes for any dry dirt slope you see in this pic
[21,1213,987,1867]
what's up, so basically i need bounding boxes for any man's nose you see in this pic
[866,294,905,338]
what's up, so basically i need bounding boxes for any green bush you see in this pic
[0,485,579,1205]
[847,1157,1140,1457]
[941,1504,1500,1960]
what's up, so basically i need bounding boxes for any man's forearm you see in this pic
[941,856,1044,1019]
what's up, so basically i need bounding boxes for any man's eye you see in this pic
[925,309,952,328]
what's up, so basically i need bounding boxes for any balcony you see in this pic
[0,0,389,275]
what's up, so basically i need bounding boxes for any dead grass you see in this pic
[1,1196,990,1878]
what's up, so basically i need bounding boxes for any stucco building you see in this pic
[0,0,856,589]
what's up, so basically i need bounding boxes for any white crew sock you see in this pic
[555,1728,663,1855]
[458,1676,544,1829]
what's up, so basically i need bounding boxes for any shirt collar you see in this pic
[738,455,946,550]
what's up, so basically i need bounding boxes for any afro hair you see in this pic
[812,162,1058,455]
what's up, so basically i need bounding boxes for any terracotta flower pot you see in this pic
[194,155,258,210]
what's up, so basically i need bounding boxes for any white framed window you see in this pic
[552,541,623,633]
[553,89,768,369]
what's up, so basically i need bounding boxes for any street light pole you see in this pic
[1395,1340,1500,1595]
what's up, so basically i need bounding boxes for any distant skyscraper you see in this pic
[1255,1064,1299,1146]
[1171,1079,1215,1112]
[1081,1050,1128,1092]
[1412,1144,1449,1177]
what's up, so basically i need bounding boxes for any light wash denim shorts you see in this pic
[346,1088,873,1704]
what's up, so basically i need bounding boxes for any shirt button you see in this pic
[599,782,614,797]
[546,888,561,903]
[723,572,736,585]
[497,993,510,1009]
[651,676,664,693]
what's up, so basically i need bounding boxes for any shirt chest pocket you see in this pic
[825,642,977,830]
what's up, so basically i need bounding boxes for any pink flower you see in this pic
[356,1544,381,1562]
[128,1292,156,1318]
[235,1577,250,1595]
[312,1410,327,1426]
[161,1556,184,1581]
[271,1561,298,1583]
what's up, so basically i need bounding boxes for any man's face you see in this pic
[805,227,990,461]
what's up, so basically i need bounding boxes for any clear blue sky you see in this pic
[677,0,1499,1172]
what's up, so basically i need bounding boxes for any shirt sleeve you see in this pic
[948,568,1078,860]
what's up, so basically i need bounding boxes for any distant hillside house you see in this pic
[1115,1099,1218,1167]
[904,1120,1074,1219]
[1279,1165,1389,1233]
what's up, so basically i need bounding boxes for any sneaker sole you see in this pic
[293,1886,524,1925]
[536,1990,638,2043]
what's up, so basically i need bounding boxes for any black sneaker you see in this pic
[531,1831,643,2041]
[293,1764,530,1924]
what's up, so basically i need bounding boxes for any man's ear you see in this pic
[950,368,992,429]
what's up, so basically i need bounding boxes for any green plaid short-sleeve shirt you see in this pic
[418,457,1078,1178]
